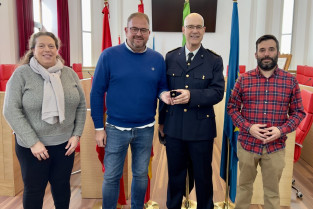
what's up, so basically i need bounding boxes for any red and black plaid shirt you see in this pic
[227,67,306,154]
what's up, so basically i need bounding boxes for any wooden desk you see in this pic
[0,92,23,196]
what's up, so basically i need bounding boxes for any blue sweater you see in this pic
[90,43,167,128]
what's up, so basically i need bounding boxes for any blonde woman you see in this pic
[3,31,86,209]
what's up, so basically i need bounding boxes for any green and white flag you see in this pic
[182,0,190,46]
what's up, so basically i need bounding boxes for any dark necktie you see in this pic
[187,52,194,67]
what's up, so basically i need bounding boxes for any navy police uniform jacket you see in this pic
[159,45,225,141]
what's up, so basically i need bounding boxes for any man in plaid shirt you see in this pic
[227,34,306,209]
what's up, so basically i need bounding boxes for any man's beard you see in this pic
[131,35,147,48]
[257,55,278,71]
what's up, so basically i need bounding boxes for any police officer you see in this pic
[159,13,225,209]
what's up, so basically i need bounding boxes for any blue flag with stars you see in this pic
[220,1,240,203]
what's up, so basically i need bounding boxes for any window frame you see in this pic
[81,0,92,67]
[280,0,295,54]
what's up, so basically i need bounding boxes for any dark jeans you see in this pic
[15,140,75,209]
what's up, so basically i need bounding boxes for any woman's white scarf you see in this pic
[30,57,65,124]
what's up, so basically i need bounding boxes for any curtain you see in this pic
[57,0,70,66]
[16,0,34,59]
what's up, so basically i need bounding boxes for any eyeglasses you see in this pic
[129,27,150,34]
[185,25,205,30]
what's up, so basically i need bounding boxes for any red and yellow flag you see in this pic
[101,2,112,50]
[138,0,144,13]
[96,1,127,206]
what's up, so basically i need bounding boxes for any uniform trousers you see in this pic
[165,136,214,209]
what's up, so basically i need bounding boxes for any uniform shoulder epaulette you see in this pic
[206,49,221,57]
[167,47,180,54]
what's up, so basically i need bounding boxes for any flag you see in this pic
[138,0,144,13]
[137,3,154,204]
[139,4,154,202]
[96,2,127,206]
[182,0,190,46]
[181,0,194,195]
[144,147,154,203]
[101,2,112,51]
[220,1,240,203]
[152,36,155,51]
[95,146,126,205]
[118,35,121,45]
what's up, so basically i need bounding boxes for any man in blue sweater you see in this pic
[90,12,171,209]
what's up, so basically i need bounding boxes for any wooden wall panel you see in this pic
[80,110,103,198]
[80,78,92,109]
[0,92,23,196]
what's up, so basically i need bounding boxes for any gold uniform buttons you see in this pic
[185,85,189,89]
[206,115,210,118]
[184,109,187,112]
[186,74,190,78]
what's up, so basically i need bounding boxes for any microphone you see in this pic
[303,78,312,86]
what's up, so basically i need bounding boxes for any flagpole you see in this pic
[92,202,123,209]
[144,201,159,209]
[225,139,230,205]
[214,139,235,209]
[216,0,239,208]
[181,1,196,208]
[181,171,197,209]
[144,150,160,209]
[94,2,126,208]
